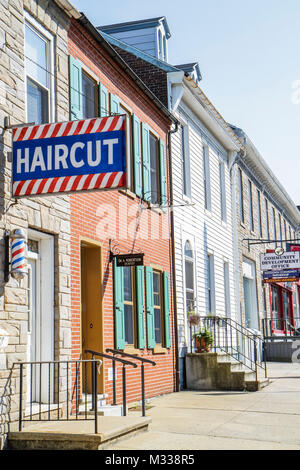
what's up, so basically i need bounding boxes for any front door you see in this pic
[81,242,104,394]
[27,232,54,403]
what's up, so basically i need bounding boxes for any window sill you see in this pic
[119,188,137,200]
[153,345,167,354]
[124,346,142,355]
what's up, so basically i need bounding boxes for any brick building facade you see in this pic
[68,15,177,406]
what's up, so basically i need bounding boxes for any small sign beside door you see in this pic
[116,253,144,267]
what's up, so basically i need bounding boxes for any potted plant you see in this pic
[193,328,214,353]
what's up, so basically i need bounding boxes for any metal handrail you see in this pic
[106,348,156,366]
[85,349,137,417]
[190,316,267,380]
[106,348,156,416]
[14,359,102,433]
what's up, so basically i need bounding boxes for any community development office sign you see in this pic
[261,252,300,271]
[12,115,127,197]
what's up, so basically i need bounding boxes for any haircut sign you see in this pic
[12,115,127,197]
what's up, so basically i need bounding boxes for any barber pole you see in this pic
[11,229,27,279]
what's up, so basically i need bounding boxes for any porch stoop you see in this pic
[78,394,126,416]
[6,416,151,450]
[186,352,270,392]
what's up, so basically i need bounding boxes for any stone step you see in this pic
[78,404,127,417]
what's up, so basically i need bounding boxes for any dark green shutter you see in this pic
[145,266,155,349]
[99,83,108,117]
[69,55,82,120]
[159,139,167,211]
[132,115,142,197]
[142,123,151,202]
[163,271,171,348]
[136,266,145,349]
[113,258,125,350]
[110,93,120,115]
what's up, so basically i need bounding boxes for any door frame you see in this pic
[80,237,104,394]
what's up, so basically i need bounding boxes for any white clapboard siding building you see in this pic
[98,18,243,388]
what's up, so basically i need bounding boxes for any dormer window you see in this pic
[158,29,163,60]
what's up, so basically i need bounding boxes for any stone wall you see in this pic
[0,0,71,447]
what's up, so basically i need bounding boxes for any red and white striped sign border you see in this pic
[12,116,126,197]
[12,115,126,142]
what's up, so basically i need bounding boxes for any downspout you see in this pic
[168,121,180,392]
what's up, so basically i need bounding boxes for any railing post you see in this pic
[93,360,98,434]
[141,364,145,417]
[19,363,23,432]
[254,341,258,382]
[122,365,127,416]
[112,359,117,406]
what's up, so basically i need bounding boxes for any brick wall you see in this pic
[68,20,176,405]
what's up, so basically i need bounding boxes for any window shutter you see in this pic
[145,266,155,349]
[136,266,145,349]
[163,271,171,348]
[132,115,142,198]
[110,93,120,115]
[69,55,83,120]
[113,258,125,350]
[159,139,167,211]
[142,123,151,202]
[99,83,108,117]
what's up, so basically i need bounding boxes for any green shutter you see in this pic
[142,123,151,202]
[163,271,171,348]
[69,55,82,120]
[110,93,120,115]
[136,266,145,349]
[159,139,167,211]
[145,266,155,349]
[99,83,108,117]
[132,115,142,198]
[113,258,125,350]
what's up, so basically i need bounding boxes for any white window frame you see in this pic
[24,12,55,124]
[207,251,215,314]
[223,259,231,317]
[219,159,227,223]
[203,143,211,212]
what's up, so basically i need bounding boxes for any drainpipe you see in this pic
[168,121,180,392]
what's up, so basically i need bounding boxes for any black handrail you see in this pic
[85,349,137,416]
[106,348,156,416]
[15,359,102,433]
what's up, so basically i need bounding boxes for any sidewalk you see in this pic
[106,362,300,450]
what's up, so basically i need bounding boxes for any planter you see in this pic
[195,337,211,353]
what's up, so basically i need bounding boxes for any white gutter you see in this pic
[54,0,81,18]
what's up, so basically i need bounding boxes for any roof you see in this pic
[99,16,171,39]
[100,31,180,73]
[77,14,178,126]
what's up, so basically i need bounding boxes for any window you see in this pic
[25,19,54,124]
[265,199,270,240]
[219,161,227,222]
[158,30,163,60]
[272,208,277,244]
[242,258,259,330]
[153,271,164,344]
[284,220,287,248]
[238,168,244,223]
[203,145,211,211]
[123,267,136,346]
[145,267,171,349]
[184,241,195,313]
[278,214,283,247]
[120,103,133,191]
[207,253,215,314]
[248,180,254,232]
[82,71,98,119]
[181,125,191,198]
[149,133,160,204]
[257,190,262,238]
[224,261,231,317]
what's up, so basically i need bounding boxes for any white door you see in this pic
[27,232,54,404]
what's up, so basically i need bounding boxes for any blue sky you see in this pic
[71,0,300,204]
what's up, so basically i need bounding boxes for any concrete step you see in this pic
[245,378,270,392]
[78,405,127,417]
[7,415,151,450]
[78,394,107,412]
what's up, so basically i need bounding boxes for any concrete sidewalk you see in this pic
[106,362,300,450]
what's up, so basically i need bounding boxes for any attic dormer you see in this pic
[176,63,202,86]
[98,16,171,62]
